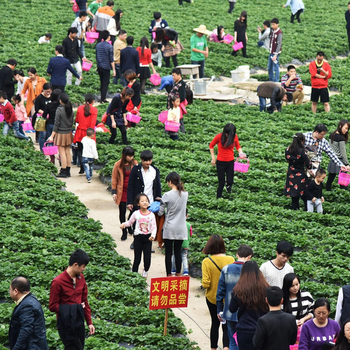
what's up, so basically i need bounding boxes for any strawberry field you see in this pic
[1,0,350,348]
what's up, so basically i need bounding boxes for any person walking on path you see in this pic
[283,0,304,23]
[346,2,350,52]
[191,25,210,78]
[0,59,17,101]
[268,18,282,82]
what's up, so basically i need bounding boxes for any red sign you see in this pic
[149,276,190,310]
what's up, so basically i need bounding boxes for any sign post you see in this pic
[149,276,190,335]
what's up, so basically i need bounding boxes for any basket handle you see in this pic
[84,59,93,64]
[236,157,249,164]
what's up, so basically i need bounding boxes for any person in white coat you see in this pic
[283,0,305,23]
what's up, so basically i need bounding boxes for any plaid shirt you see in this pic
[304,132,344,167]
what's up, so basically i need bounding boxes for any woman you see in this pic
[229,261,269,350]
[111,146,138,241]
[124,70,141,115]
[282,273,314,326]
[332,319,350,350]
[42,88,61,164]
[34,83,52,151]
[107,9,123,44]
[283,0,305,23]
[14,69,28,98]
[73,94,98,174]
[232,11,248,57]
[209,123,245,199]
[158,172,188,276]
[136,37,157,94]
[155,27,183,68]
[283,133,311,210]
[202,234,234,350]
[106,87,134,144]
[47,93,74,178]
[326,119,350,191]
[210,26,225,43]
[299,298,340,350]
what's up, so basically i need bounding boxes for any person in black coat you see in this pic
[346,3,350,51]
[9,277,48,350]
[120,36,140,86]
[0,59,18,101]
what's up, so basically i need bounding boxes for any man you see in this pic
[335,283,350,325]
[96,30,115,103]
[87,0,102,18]
[0,59,17,101]
[260,241,294,288]
[191,25,210,79]
[49,249,95,349]
[257,21,271,51]
[257,82,286,112]
[71,10,88,58]
[253,287,297,350]
[309,51,332,113]
[9,277,48,350]
[120,36,140,87]
[216,245,253,350]
[113,29,127,85]
[127,150,162,249]
[62,27,86,86]
[345,2,350,52]
[281,65,304,105]
[47,45,82,92]
[268,18,282,82]
[92,0,115,41]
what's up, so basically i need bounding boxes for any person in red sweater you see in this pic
[0,90,28,140]
[209,123,245,198]
[73,93,98,175]
[309,51,332,113]
[49,249,95,349]
[136,37,157,94]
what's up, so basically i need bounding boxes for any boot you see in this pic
[56,168,67,178]
[50,155,55,164]
[66,167,71,177]
[79,165,84,174]
[121,229,127,241]
[127,227,134,235]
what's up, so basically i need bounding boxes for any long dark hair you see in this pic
[120,87,134,102]
[331,119,350,143]
[120,146,135,170]
[232,261,269,311]
[333,319,350,350]
[113,9,123,32]
[217,25,224,41]
[221,123,236,148]
[239,11,248,26]
[139,36,149,57]
[84,93,95,117]
[50,89,61,103]
[165,171,185,194]
[155,28,165,42]
[288,133,305,155]
[282,273,302,317]
[59,93,73,119]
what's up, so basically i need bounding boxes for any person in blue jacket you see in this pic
[148,12,168,49]
[9,277,48,350]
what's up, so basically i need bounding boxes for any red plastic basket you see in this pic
[158,111,168,123]
[338,171,350,186]
[234,157,250,173]
[126,112,141,124]
[165,121,180,132]
[43,142,58,155]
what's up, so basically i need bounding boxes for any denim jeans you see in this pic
[78,41,85,59]
[171,248,188,273]
[113,64,121,85]
[227,321,239,350]
[39,131,46,152]
[3,121,28,139]
[259,96,267,112]
[120,75,128,87]
[82,157,94,180]
[191,60,205,78]
[18,120,24,134]
[267,54,280,82]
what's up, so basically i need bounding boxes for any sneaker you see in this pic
[87,179,91,183]
[142,270,148,278]
[171,270,176,276]
[130,242,134,249]
[183,271,189,276]
[151,249,155,253]
[226,185,232,193]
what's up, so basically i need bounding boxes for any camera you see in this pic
[317,69,321,74]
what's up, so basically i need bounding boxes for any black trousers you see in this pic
[164,239,183,275]
[164,55,178,68]
[228,1,235,13]
[52,85,65,93]
[237,331,255,350]
[58,325,85,350]
[77,142,83,172]
[97,67,110,101]
[179,0,191,4]
[347,30,350,51]
[291,9,303,23]
[109,124,127,144]
[326,173,347,191]
[291,196,307,210]
[232,39,247,57]
[206,298,229,349]
[132,233,152,272]
[216,160,234,198]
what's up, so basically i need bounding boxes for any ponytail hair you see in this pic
[84,93,95,117]
[165,171,185,195]
[59,93,73,119]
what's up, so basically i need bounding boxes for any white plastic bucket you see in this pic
[231,70,245,83]
[237,65,250,81]
[194,80,207,95]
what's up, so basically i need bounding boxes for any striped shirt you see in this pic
[281,73,303,93]
[282,291,314,320]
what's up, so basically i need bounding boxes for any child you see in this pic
[38,33,52,44]
[81,128,98,183]
[0,90,28,140]
[151,42,162,67]
[13,94,27,134]
[171,209,192,276]
[306,168,326,214]
[167,95,181,140]
[120,194,157,278]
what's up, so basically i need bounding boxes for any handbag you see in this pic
[72,0,79,12]
[149,201,161,213]
[163,40,184,58]
[34,116,46,132]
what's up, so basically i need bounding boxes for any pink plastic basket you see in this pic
[158,111,168,123]
[126,112,142,124]
[22,121,34,131]
[150,74,161,86]
[152,32,156,39]
[82,60,93,72]
[43,142,58,156]
[0,114,4,122]
[232,41,244,51]
[289,345,298,350]
[234,157,250,173]
[85,37,95,44]
[338,171,350,186]
[86,31,99,39]
[165,121,180,132]
[223,34,234,44]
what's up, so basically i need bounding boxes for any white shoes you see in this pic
[142,270,148,278]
